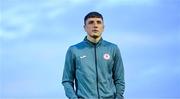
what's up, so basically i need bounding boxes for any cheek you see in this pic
[99,27,104,32]
[85,28,93,35]
[86,28,91,33]
[85,27,92,32]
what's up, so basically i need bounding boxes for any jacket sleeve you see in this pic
[62,47,78,99]
[113,45,125,99]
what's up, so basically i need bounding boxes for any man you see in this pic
[62,11,125,99]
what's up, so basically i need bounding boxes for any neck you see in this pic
[87,35,101,43]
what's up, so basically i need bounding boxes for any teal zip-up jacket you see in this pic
[62,37,125,99]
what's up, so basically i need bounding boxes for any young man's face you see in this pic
[84,17,104,39]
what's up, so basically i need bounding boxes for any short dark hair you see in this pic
[84,11,103,25]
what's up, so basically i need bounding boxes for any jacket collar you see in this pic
[83,36,103,47]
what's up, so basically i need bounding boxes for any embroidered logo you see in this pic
[80,55,86,59]
[103,53,110,60]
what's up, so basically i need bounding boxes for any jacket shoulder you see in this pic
[102,40,118,49]
[68,41,86,50]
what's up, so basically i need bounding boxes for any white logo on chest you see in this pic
[80,55,86,59]
[103,53,110,60]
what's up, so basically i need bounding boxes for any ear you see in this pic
[83,25,86,32]
[84,24,88,29]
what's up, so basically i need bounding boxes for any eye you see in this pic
[97,20,102,24]
[88,21,94,24]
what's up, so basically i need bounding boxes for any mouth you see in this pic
[92,30,99,33]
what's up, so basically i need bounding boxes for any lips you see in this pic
[92,30,99,32]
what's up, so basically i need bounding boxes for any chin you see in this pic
[91,35,100,39]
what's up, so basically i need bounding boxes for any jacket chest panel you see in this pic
[75,47,114,74]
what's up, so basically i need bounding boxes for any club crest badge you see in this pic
[103,53,110,60]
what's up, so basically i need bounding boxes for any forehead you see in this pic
[86,18,103,22]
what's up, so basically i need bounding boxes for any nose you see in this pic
[93,22,98,28]
[93,25,98,28]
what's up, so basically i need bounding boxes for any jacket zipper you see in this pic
[94,44,100,98]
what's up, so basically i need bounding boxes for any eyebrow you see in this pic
[88,20,102,24]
